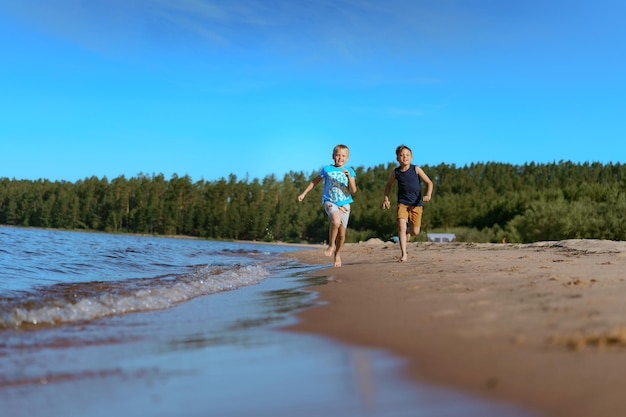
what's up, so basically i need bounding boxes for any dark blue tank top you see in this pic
[395,165,423,206]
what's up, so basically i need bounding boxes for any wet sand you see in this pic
[284,239,626,417]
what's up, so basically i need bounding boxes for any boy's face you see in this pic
[397,149,412,165]
[333,149,349,167]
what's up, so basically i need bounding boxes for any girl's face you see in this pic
[397,149,412,165]
[333,149,349,167]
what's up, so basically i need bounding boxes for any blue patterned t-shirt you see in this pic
[320,165,356,206]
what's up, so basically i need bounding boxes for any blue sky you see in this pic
[1,1,625,183]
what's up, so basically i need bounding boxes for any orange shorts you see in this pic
[397,204,423,226]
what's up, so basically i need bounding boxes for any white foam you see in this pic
[4,265,270,327]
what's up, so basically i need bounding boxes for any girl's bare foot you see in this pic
[324,245,335,257]
[334,254,342,267]
[399,254,408,262]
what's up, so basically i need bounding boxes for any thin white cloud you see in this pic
[0,0,557,88]
[0,0,485,55]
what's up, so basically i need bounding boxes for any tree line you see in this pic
[1,161,625,243]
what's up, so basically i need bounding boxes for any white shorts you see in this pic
[324,202,351,227]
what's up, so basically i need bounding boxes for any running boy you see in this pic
[382,145,433,262]
[298,144,357,267]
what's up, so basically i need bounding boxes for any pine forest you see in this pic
[1,161,625,244]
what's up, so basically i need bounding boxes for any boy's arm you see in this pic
[416,166,433,202]
[297,176,322,202]
[347,169,357,194]
[382,172,396,209]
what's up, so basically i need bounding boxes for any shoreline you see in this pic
[284,239,626,417]
[0,225,323,248]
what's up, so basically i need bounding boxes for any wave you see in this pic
[0,264,270,329]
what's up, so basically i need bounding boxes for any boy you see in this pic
[298,144,357,267]
[382,145,433,262]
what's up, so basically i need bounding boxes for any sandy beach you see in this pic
[284,239,626,417]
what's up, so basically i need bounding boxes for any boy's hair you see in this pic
[333,144,350,156]
[395,144,412,156]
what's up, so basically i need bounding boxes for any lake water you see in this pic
[0,226,535,417]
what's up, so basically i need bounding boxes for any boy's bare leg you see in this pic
[398,218,408,262]
[325,211,342,257]
[333,225,347,267]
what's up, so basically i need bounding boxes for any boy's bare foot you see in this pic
[334,255,342,267]
[324,245,335,257]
